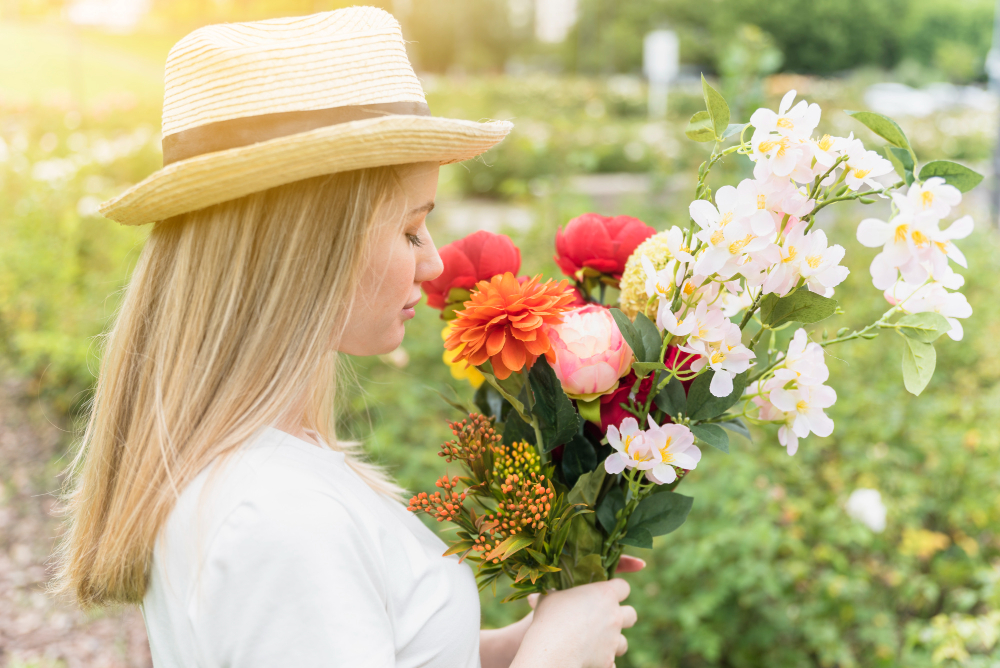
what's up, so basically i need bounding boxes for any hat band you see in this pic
[161,100,432,166]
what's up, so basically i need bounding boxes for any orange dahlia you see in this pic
[445,273,576,380]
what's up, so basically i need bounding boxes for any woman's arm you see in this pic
[480,612,534,668]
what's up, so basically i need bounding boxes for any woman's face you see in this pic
[337,161,444,356]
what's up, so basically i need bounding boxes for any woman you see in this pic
[54,7,640,667]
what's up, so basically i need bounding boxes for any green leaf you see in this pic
[759,291,838,328]
[690,423,730,454]
[596,483,626,534]
[633,312,663,364]
[632,362,666,378]
[702,74,730,138]
[897,312,952,343]
[722,122,748,140]
[918,160,984,193]
[685,111,715,142]
[718,418,752,443]
[686,371,748,420]
[619,527,653,549]
[902,338,936,396]
[485,534,534,561]
[502,410,536,446]
[845,110,912,153]
[571,553,608,584]
[474,383,506,421]
[626,490,693,539]
[562,434,597,489]
[884,146,915,186]
[655,376,687,418]
[610,308,645,362]
[567,467,606,508]
[529,357,581,451]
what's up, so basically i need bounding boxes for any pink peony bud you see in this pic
[544,304,634,401]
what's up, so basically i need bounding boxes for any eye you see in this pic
[406,232,425,248]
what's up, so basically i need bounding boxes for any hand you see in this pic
[512,578,638,668]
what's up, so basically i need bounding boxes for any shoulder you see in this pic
[155,428,390,595]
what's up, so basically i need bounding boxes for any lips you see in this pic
[403,295,422,310]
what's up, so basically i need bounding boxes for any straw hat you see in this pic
[99,6,513,226]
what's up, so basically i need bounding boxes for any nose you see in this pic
[416,240,444,284]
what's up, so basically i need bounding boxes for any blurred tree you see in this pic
[562,0,995,82]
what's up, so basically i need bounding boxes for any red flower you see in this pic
[597,346,699,432]
[554,214,656,282]
[598,371,654,434]
[423,231,521,310]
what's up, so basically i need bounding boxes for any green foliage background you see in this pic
[1,16,999,668]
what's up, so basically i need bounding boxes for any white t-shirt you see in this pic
[143,426,482,667]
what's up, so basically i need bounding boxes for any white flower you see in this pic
[843,140,894,192]
[642,254,677,303]
[660,300,727,341]
[686,321,756,397]
[749,130,806,178]
[644,417,701,485]
[795,229,850,297]
[905,177,961,220]
[845,488,887,533]
[689,187,752,234]
[772,328,830,387]
[749,90,821,142]
[858,197,973,289]
[884,279,973,341]
[605,416,660,474]
[735,176,806,237]
[604,416,700,485]
[694,218,770,279]
[768,383,837,455]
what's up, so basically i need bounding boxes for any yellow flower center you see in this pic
[921,191,935,209]
[758,140,778,153]
[912,230,929,247]
[757,193,766,209]
[806,254,822,269]
[775,136,791,157]
[710,349,726,364]
[894,224,909,244]
[934,240,949,253]
[719,211,734,226]
[782,246,798,263]
[623,434,635,455]
[777,117,794,129]
[684,282,696,295]
[796,400,808,412]
[728,235,753,255]
[659,437,674,463]
[852,167,871,179]
[656,281,671,296]
[817,134,834,151]
[711,229,725,245]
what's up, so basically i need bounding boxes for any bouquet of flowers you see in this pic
[407,78,981,602]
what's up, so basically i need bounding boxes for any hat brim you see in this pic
[99,115,513,225]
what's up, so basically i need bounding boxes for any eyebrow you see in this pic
[408,201,436,217]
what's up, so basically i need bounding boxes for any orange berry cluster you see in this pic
[407,475,467,523]
[472,471,555,564]
[439,413,501,465]
[494,440,540,482]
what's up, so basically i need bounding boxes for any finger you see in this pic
[616,556,646,573]
[619,605,637,629]
[605,577,631,602]
[527,593,539,609]
[616,634,629,657]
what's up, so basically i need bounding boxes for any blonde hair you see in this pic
[54,165,409,607]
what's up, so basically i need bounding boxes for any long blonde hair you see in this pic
[54,165,408,607]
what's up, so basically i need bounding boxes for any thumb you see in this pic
[527,593,540,609]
